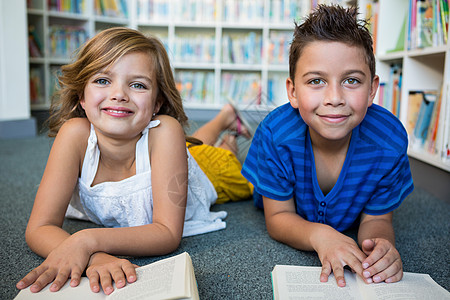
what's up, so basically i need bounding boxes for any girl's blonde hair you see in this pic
[47,27,190,138]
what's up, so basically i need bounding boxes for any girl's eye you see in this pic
[344,78,360,85]
[131,82,146,89]
[95,78,109,85]
[309,79,325,85]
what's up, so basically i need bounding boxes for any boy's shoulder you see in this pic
[360,104,409,153]
[259,103,307,142]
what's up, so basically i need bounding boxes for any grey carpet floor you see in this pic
[1,134,449,299]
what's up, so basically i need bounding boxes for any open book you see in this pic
[14,252,199,300]
[272,265,450,300]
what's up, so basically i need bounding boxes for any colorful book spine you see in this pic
[47,0,84,14]
[223,0,264,23]
[95,0,128,18]
[267,31,291,65]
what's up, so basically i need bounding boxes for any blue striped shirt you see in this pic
[241,103,414,232]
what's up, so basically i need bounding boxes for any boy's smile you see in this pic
[286,41,379,146]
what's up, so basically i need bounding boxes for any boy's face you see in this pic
[286,41,379,144]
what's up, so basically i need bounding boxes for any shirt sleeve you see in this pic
[363,151,414,215]
[241,121,294,202]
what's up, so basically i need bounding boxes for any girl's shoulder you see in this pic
[148,115,185,149]
[56,118,90,151]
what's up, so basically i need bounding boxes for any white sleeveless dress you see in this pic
[65,120,227,237]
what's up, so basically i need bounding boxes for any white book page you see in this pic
[14,277,106,300]
[272,265,365,300]
[14,252,191,300]
[109,252,189,300]
[357,272,450,300]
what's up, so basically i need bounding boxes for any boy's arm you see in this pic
[358,212,403,284]
[263,196,367,287]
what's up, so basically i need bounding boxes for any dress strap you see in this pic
[136,120,161,173]
[80,124,100,185]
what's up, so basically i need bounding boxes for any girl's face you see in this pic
[286,41,379,146]
[80,51,159,139]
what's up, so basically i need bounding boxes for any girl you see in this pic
[16,27,252,295]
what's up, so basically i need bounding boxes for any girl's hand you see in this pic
[313,226,367,287]
[86,253,138,295]
[16,232,93,293]
[361,238,403,284]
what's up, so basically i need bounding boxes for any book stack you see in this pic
[48,25,88,58]
[408,0,449,49]
[47,0,84,14]
[94,0,128,18]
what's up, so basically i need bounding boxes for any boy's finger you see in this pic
[70,268,83,287]
[30,270,56,293]
[331,264,346,287]
[110,268,126,289]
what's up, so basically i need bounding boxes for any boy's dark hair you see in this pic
[289,4,375,82]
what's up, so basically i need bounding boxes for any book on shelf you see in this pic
[29,67,44,104]
[267,31,292,65]
[222,0,264,23]
[408,90,440,149]
[269,0,309,24]
[48,25,88,59]
[95,0,128,18]
[47,0,84,14]
[137,0,170,22]
[364,0,379,53]
[174,0,216,23]
[409,0,449,49]
[221,72,261,105]
[380,64,402,117]
[14,252,199,300]
[175,70,215,104]
[271,265,450,300]
[222,31,262,65]
[28,25,43,58]
[173,33,215,63]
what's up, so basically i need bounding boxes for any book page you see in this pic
[14,277,106,300]
[109,252,190,300]
[358,272,450,300]
[272,265,364,300]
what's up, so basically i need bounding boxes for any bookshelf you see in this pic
[361,0,450,172]
[27,0,356,114]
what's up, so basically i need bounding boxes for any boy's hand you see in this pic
[313,226,367,287]
[16,232,92,293]
[361,238,403,284]
[86,253,138,295]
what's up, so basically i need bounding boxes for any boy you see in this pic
[241,5,414,287]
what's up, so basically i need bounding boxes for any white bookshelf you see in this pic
[27,0,355,114]
[360,0,450,172]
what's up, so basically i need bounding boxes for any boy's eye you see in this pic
[95,78,109,85]
[131,82,146,89]
[344,78,360,85]
[309,79,325,85]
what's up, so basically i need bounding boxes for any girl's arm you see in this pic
[358,212,403,284]
[17,118,90,291]
[263,196,367,287]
